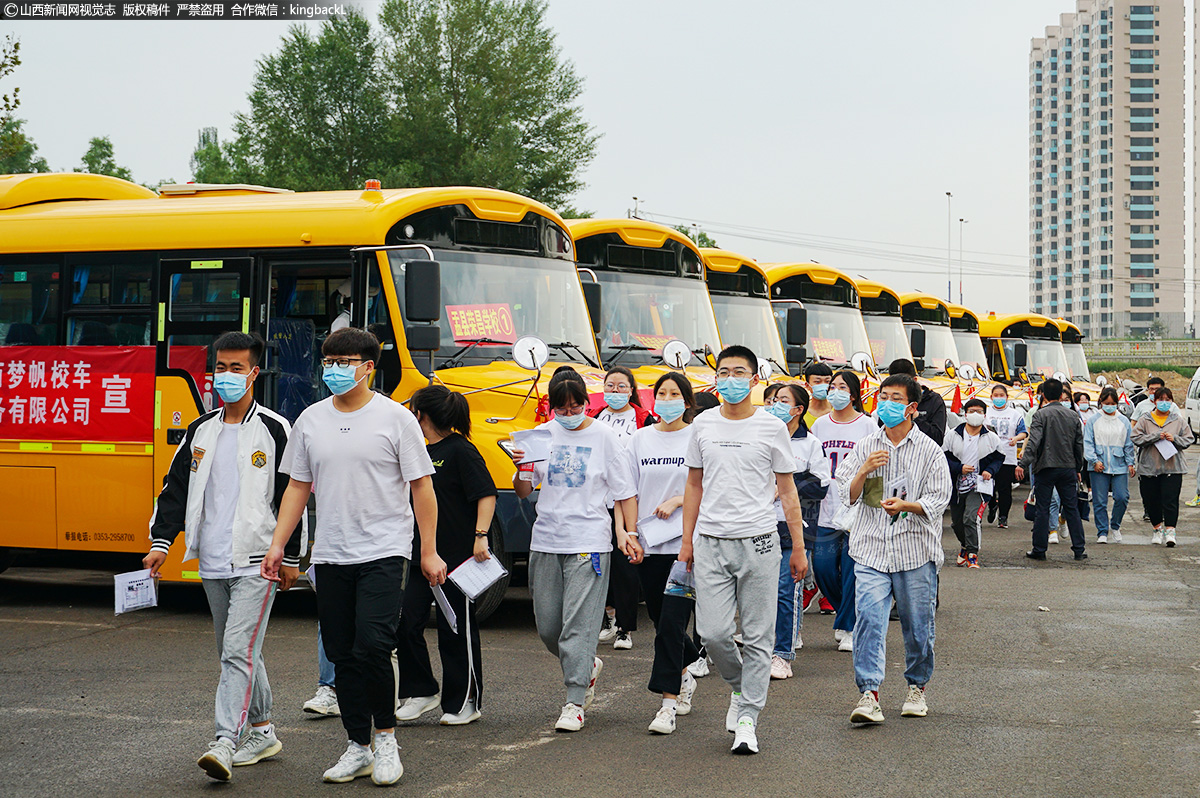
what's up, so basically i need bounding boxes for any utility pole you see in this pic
[945,192,953,303]
[958,218,968,305]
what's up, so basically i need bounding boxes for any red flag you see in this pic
[950,384,963,414]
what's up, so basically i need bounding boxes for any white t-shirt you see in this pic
[198,423,258,579]
[628,425,692,555]
[958,431,980,493]
[775,431,829,523]
[986,404,1026,466]
[811,412,877,528]
[684,408,794,538]
[527,419,636,554]
[596,407,640,440]
[282,394,435,565]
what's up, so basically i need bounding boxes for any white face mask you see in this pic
[965,412,985,428]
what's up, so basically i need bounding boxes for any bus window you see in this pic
[65,260,153,346]
[1,262,60,345]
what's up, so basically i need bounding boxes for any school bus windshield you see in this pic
[388,250,597,366]
[861,314,912,368]
[802,304,872,366]
[1004,337,1071,378]
[1064,343,1091,382]
[908,322,959,375]
[709,294,785,367]
[594,272,720,364]
[953,330,988,372]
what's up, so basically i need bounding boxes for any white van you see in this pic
[1185,367,1200,434]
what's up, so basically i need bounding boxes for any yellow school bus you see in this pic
[1053,318,1103,401]
[854,278,913,369]
[946,303,996,403]
[978,312,1072,387]
[0,173,598,615]
[701,248,796,377]
[567,218,721,397]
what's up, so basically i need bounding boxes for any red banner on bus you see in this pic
[0,346,156,442]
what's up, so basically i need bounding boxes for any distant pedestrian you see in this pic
[1017,378,1087,561]
[803,362,834,427]
[1132,386,1194,547]
[1084,387,1136,544]
[984,384,1027,529]
[1074,391,1096,426]
[944,399,1004,568]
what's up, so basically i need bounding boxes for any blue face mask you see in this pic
[1102,404,1118,415]
[1156,400,1172,413]
[992,396,1008,408]
[555,410,586,430]
[810,383,829,400]
[603,392,630,411]
[828,389,852,411]
[655,398,686,423]
[767,402,794,423]
[716,376,752,405]
[214,371,251,404]
[877,399,910,428]
[323,363,364,396]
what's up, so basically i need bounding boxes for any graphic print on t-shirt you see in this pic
[547,445,592,487]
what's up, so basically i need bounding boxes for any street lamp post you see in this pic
[958,218,968,305]
[945,192,953,303]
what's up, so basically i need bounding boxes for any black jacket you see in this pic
[916,386,947,446]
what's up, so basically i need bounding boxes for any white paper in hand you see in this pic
[976,478,994,497]
[1154,438,1177,462]
[431,584,458,634]
[449,555,508,601]
[115,568,158,615]
[637,514,682,549]
[511,428,552,464]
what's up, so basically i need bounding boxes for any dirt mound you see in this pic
[1092,367,1192,398]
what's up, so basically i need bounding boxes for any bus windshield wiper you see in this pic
[547,341,599,369]
[439,337,511,369]
[603,343,650,370]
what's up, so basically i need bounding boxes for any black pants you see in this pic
[316,557,409,745]
[1140,473,1182,528]
[637,554,700,695]
[606,526,640,632]
[1031,468,1085,555]
[989,463,1016,521]
[396,574,482,713]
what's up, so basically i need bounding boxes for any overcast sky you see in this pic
[6,0,1076,314]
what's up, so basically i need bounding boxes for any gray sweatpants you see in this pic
[202,575,277,743]
[529,551,611,706]
[694,532,781,724]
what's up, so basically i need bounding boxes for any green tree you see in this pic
[74,136,134,181]
[216,11,404,191]
[379,0,598,210]
[673,224,718,249]
[0,117,49,174]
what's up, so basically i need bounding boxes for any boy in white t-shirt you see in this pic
[679,345,806,756]
[263,328,442,787]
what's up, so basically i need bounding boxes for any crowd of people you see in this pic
[144,329,1192,785]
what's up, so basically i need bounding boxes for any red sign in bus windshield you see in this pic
[0,346,156,442]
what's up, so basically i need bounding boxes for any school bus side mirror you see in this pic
[405,260,441,322]
[1013,342,1029,368]
[908,326,927,358]
[786,308,807,346]
[581,281,602,335]
[786,346,806,373]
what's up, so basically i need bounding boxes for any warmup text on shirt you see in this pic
[281,394,435,565]
[628,425,693,556]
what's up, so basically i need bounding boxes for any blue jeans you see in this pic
[813,527,855,633]
[852,561,937,692]
[317,625,335,688]
[774,532,812,659]
[1091,472,1129,536]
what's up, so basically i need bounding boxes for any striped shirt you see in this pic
[835,423,952,573]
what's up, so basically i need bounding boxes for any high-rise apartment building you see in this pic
[1030,1,1187,339]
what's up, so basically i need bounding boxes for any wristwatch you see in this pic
[474,530,489,539]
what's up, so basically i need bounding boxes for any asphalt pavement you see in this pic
[2,485,1199,798]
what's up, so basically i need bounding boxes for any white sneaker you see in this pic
[396,694,440,721]
[554,702,585,732]
[1111,529,1123,543]
[439,698,481,726]
[676,672,697,716]
[901,685,928,718]
[833,629,848,643]
[613,631,633,650]
[731,717,759,754]
[725,692,742,733]
[838,634,854,652]
[648,705,676,735]
[769,654,793,680]
[303,685,340,716]
[583,656,603,710]
[322,741,374,783]
[233,725,281,766]
[1049,532,1060,544]
[687,656,710,678]
[370,732,403,786]
[1152,529,1164,545]
[197,739,235,781]
[1097,534,1108,544]
[598,611,617,642]
[850,691,884,724]
[1165,528,1177,547]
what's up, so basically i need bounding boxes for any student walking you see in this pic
[803,362,834,427]
[1017,378,1087,562]
[511,367,640,732]
[263,328,443,786]
[589,366,654,650]
[943,399,1004,568]
[679,345,806,755]
[836,374,952,724]
[395,386,497,726]
[145,331,307,782]
[886,358,947,446]
[627,372,702,735]
[810,371,876,652]
[985,384,1027,529]
[764,383,829,679]
[1132,386,1194,546]
[1084,387,1137,544]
